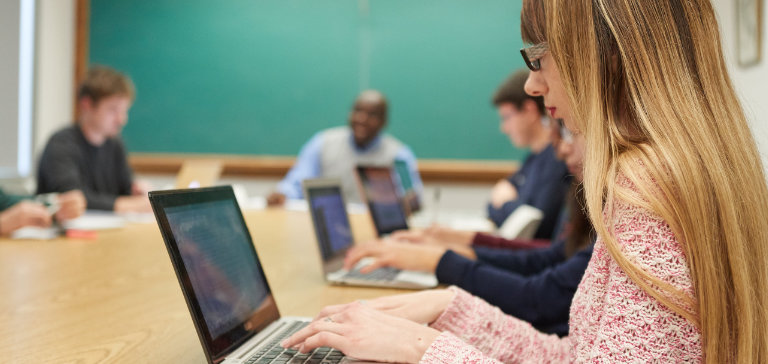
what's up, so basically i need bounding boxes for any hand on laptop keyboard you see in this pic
[343,241,447,274]
[245,322,344,364]
[281,302,442,363]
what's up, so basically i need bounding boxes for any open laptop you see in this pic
[355,165,410,237]
[149,186,347,364]
[303,179,437,290]
[393,160,421,215]
[175,159,223,189]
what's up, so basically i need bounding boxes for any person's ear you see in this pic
[523,100,540,120]
[523,99,534,113]
[79,97,94,113]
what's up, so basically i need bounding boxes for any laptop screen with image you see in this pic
[151,187,280,362]
[394,160,413,192]
[394,159,421,213]
[356,166,409,236]
[306,185,353,260]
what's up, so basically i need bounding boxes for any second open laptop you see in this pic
[393,159,422,215]
[363,164,495,233]
[149,186,353,364]
[303,178,437,290]
[354,165,411,237]
[174,159,223,189]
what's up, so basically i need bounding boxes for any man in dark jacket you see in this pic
[37,66,150,213]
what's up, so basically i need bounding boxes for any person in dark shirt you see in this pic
[37,66,151,213]
[0,189,85,236]
[343,127,592,336]
[488,69,570,239]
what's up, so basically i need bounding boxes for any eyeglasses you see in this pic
[520,42,548,71]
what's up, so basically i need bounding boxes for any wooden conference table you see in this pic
[0,209,412,363]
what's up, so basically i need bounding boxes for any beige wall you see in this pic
[34,0,75,157]
[0,0,34,180]
[713,0,768,171]
[0,0,79,193]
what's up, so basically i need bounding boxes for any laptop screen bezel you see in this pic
[149,186,280,364]
[302,178,355,273]
[355,165,410,236]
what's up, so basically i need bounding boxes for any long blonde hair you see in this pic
[522,0,768,362]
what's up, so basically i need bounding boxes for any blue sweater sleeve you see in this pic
[487,199,523,228]
[435,244,594,335]
[473,241,566,276]
[522,168,570,240]
[487,145,570,240]
[276,132,324,199]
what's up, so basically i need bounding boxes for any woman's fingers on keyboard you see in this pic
[313,303,353,321]
[281,318,342,350]
[344,245,381,270]
[298,331,347,354]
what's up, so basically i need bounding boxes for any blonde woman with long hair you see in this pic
[281,0,768,362]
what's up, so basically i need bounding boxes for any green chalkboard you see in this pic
[90,0,528,161]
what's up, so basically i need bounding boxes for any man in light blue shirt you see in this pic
[267,90,422,205]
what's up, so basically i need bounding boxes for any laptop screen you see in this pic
[393,160,413,192]
[150,187,280,362]
[356,166,409,236]
[393,159,421,213]
[306,185,353,260]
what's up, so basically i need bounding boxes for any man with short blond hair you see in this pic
[37,66,150,213]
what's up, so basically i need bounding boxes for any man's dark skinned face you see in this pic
[348,99,387,148]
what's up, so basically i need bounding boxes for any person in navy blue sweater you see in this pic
[344,130,592,337]
[488,70,570,239]
[433,186,594,336]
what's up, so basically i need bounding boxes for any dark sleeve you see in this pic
[114,139,134,195]
[523,170,569,240]
[435,244,594,327]
[486,165,530,227]
[37,135,117,210]
[487,199,521,227]
[488,150,570,239]
[472,241,566,275]
[471,232,550,250]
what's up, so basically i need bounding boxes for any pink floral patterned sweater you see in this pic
[422,178,702,363]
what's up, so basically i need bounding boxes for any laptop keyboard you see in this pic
[244,321,344,364]
[344,266,400,281]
